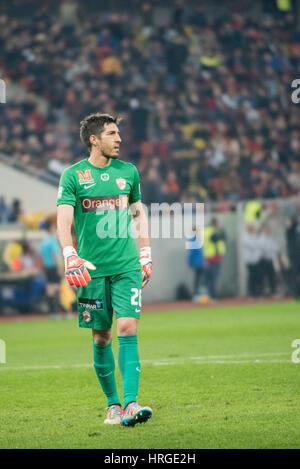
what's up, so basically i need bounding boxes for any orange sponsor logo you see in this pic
[80,195,129,212]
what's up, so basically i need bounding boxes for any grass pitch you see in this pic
[0,302,300,449]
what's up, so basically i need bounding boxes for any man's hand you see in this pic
[139,247,152,288]
[63,246,96,288]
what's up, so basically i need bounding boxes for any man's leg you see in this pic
[117,317,140,408]
[260,260,267,296]
[206,263,219,299]
[46,283,60,318]
[253,262,261,296]
[117,317,152,426]
[247,264,255,297]
[194,268,201,297]
[266,261,276,295]
[92,329,121,409]
[111,270,152,426]
[205,264,213,297]
[212,263,221,299]
[77,276,121,424]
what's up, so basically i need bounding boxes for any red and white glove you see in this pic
[63,246,96,288]
[139,247,152,289]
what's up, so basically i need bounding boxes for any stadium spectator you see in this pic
[257,225,280,296]
[0,197,9,224]
[242,224,261,297]
[8,198,22,223]
[282,198,300,296]
[0,197,23,224]
[186,225,206,302]
[2,240,23,272]
[203,218,227,299]
[38,218,63,318]
[0,239,46,313]
[12,240,40,274]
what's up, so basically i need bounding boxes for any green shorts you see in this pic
[77,269,142,330]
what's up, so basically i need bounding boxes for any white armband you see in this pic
[63,246,77,259]
[139,247,151,264]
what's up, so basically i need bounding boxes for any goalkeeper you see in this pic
[57,113,153,427]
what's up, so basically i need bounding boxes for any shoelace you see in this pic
[125,403,139,416]
[108,405,122,418]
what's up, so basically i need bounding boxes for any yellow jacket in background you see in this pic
[244,201,263,224]
[204,226,226,260]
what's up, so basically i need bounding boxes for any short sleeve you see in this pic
[129,165,141,205]
[56,169,77,207]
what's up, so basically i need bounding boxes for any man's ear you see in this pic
[89,134,98,147]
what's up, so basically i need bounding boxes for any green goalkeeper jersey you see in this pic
[57,158,141,277]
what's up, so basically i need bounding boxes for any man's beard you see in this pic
[103,149,119,159]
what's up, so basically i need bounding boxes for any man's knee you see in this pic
[117,318,138,336]
[92,329,112,346]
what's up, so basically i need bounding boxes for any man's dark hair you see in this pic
[79,113,121,149]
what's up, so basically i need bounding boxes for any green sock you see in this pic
[118,335,140,408]
[93,341,120,407]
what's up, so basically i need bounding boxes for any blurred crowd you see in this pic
[0,196,22,223]
[0,216,75,316]
[187,197,300,301]
[1,0,300,204]
[241,198,300,298]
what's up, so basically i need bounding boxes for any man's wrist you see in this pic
[140,246,151,257]
[63,246,77,259]
[139,247,152,264]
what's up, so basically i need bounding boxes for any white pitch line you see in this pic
[0,352,292,371]
[0,364,92,371]
[189,352,289,360]
[147,359,290,366]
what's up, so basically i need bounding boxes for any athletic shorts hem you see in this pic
[115,311,141,320]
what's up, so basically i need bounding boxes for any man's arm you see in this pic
[57,204,95,287]
[130,201,150,250]
[57,204,74,249]
[130,201,152,288]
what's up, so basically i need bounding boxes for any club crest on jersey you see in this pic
[101,173,109,182]
[76,170,94,185]
[116,178,126,190]
[82,310,91,323]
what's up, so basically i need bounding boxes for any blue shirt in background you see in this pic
[39,235,60,269]
[186,234,205,269]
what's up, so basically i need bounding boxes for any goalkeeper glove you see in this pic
[63,246,96,288]
[139,247,152,289]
